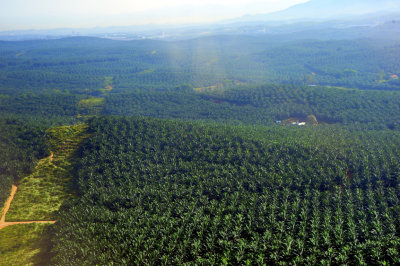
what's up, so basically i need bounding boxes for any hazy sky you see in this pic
[0,0,309,31]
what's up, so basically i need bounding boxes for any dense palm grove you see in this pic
[0,93,80,119]
[52,117,400,264]
[104,84,400,128]
[0,31,400,264]
[2,83,400,129]
[1,36,400,93]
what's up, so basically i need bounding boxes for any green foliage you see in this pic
[256,39,400,90]
[5,124,89,221]
[306,114,318,125]
[52,117,400,265]
[0,36,399,93]
[0,34,400,265]
[0,93,81,119]
[0,117,48,211]
[77,97,105,117]
[104,84,400,129]
[0,223,53,266]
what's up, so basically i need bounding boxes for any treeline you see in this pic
[0,117,48,210]
[1,83,399,130]
[0,93,81,122]
[52,116,400,265]
[103,84,400,129]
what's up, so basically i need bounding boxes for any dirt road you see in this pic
[0,185,17,223]
[0,185,56,230]
[0,220,55,230]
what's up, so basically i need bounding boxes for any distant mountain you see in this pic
[237,0,400,22]
[1,0,399,41]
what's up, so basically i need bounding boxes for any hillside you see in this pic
[0,124,89,265]
[52,117,400,265]
[238,0,400,21]
[0,35,399,94]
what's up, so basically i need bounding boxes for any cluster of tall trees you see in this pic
[52,117,400,264]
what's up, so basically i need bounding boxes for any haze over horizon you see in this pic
[0,0,308,31]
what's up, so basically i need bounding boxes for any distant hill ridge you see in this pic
[238,0,400,22]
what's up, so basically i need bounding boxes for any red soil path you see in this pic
[0,185,17,224]
[0,185,55,230]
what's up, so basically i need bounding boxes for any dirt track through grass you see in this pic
[0,185,17,224]
[5,124,89,221]
[0,124,89,264]
[0,185,55,230]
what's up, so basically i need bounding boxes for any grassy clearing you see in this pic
[194,79,246,93]
[99,76,114,92]
[0,223,53,266]
[5,124,89,221]
[325,85,356,91]
[104,76,113,86]
[137,68,155,75]
[78,97,104,108]
[78,97,105,117]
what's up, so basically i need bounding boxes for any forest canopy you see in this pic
[0,29,400,265]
